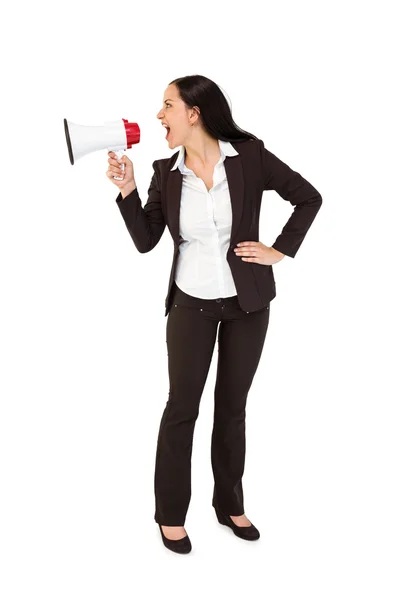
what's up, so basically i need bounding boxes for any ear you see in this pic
[190,105,201,122]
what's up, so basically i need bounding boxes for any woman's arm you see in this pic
[259,139,323,258]
[115,160,166,253]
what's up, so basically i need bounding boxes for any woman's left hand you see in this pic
[234,241,285,265]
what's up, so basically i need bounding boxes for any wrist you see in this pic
[271,247,285,260]
[121,181,137,199]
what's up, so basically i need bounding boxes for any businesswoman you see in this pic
[107,75,322,554]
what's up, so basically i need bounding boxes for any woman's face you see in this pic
[156,84,198,149]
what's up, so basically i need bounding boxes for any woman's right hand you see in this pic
[106,151,135,190]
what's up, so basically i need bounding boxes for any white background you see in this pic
[1,0,399,598]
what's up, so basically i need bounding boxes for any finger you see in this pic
[111,171,125,179]
[108,157,123,166]
[106,169,125,179]
[108,164,124,174]
[234,247,257,255]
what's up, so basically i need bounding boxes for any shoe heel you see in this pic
[214,507,228,526]
[214,507,260,541]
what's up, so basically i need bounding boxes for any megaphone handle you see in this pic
[113,150,125,181]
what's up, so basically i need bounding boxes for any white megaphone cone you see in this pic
[64,118,140,180]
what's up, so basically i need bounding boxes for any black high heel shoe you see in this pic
[214,507,260,540]
[158,523,192,554]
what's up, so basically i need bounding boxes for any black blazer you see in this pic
[115,137,322,316]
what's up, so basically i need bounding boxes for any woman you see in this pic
[107,75,322,554]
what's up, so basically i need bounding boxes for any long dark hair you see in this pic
[169,75,259,143]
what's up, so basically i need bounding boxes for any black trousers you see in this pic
[154,281,271,526]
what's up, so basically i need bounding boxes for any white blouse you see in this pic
[171,139,239,300]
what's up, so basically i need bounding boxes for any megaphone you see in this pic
[64,118,140,180]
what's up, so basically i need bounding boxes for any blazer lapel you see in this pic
[166,152,244,247]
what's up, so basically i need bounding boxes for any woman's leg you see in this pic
[154,292,219,526]
[211,301,271,515]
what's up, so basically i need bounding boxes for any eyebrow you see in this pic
[164,99,174,103]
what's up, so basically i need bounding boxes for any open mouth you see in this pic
[165,127,171,139]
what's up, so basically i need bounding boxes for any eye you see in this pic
[165,103,171,108]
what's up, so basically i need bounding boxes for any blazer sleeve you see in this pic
[115,160,166,253]
[259,139,322,258]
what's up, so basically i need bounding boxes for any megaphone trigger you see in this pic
[112,149,125,181]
